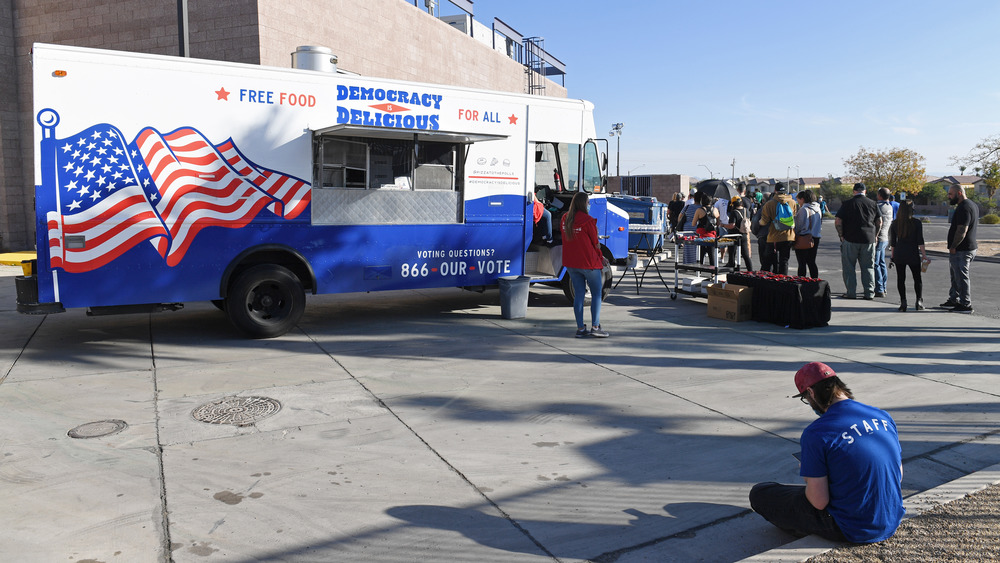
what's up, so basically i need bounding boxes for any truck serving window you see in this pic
[310,126,504,225]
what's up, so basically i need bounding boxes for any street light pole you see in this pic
[700,164,715,179]
[787,165,799,192]
[609,122,624,177]
[628,164,645,176]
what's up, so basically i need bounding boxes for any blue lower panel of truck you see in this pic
[38,219,527,309]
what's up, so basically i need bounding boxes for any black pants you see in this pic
[895,260,922,303]
[795,237,821,278]
[757,236,774,272]
[727,235,754,271]
[773,241,794,275]
[749,482,848,542]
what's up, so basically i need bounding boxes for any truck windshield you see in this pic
[533,141,603,195]
[535,142,581,194]
[581,141,601,193]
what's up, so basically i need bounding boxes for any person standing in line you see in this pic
[818,195,829,216]
[667,192,686,234]
[794,190,822,278]
[754,192,775,272]
[888,201,926,312]
[835,183,881,300]
[713,193,731,263]
[692,192,720,265]
[874,188,894,298]
[940,184,978,313]
[679,191,700,264]
[724,196,754,271]
[737,182,755,218]
[759,182,797,274]
[750,362,904,544]
[561,192,609,338]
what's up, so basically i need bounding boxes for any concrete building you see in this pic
[607,174,692,203]
[0,0,567,250]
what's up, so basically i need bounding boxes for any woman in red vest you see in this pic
[562,192,609,338]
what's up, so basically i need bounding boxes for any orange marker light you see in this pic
[52,70,67,77]
[618,226,625,231]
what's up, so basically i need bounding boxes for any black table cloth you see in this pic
[726,272,831,329]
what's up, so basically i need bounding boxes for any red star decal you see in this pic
[215,87,230,101]
[508,114,518,125]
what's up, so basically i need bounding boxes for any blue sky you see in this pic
[469,0,1000,180]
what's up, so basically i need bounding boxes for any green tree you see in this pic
[980,162,1000,200]
[969,191,998,215]
[843,147,927,196]
[959,165,967,175]
[951,134,1000,199]
[916,182,946,205]
[819,176,853,205]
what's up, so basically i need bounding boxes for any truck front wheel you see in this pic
[225,264,305,338]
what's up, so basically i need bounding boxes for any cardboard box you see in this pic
[707,283,752,322]
[682,276,707,294]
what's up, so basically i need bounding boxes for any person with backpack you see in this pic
[737,183,755,219]
[759,182,798,274]
[691,191,720,265]
[724,196,754,271]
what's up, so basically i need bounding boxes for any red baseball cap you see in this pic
[793,362,837,397]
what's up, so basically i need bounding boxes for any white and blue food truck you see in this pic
[17,43,629,337]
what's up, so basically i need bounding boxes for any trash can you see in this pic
[498,275,530,319]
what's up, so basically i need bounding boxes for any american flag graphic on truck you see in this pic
[46,121,310,272]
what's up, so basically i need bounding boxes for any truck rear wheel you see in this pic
[225,264,305,338]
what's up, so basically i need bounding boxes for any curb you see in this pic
[737,462,1000,562]
[925,248,1000,264]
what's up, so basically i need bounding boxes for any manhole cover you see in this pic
[191,396,281,427]
[68,419,128,439]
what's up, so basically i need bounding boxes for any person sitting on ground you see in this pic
[750,362,904,544]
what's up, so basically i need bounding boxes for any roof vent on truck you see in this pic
[291,45,338,73]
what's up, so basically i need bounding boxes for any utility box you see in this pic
[707,283,752,322]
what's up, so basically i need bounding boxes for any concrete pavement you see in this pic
[1,261,999,562]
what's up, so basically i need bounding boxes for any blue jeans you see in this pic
[948,250,976,306]
[750,482,848,542]
[874,240,889,293]
[840,241,876,297]
[568,267,603,329]
[537,208,552,241]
